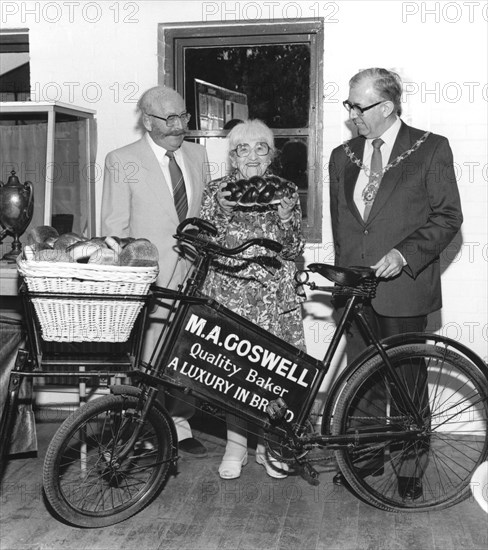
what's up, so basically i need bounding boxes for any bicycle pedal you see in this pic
[299,461,320,486]
[266,398,288,421]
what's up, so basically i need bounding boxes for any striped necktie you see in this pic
[362,138,384,222]
[166,150,188,222]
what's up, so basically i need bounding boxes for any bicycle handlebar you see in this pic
[175,217,283,257]
[177,217,218,237]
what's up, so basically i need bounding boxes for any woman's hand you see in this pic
[217,182,237,215]
[278,192,298,223]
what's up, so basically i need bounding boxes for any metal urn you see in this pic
[0,170,34,262]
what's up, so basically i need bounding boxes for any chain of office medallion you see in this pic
[342,131,431,179]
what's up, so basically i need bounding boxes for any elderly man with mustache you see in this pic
[101,85,210,457]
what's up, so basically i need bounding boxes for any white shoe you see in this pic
[255,450,288,479]
[219,453,248,479]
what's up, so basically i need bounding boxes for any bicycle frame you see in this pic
[127,225,427,454]
[36,220,488,522]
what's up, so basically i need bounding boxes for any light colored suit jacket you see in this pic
[329,121,463,317]
[101,137,210,289]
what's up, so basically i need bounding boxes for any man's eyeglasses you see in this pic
[233,142,271,158]
[343,100,384,115]
[147,112,191,127]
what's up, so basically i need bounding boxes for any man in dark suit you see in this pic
[329,68,463,496]
[101,85,210,457]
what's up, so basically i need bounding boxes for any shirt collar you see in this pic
[370,116,401,147]
[145,132,183,161]
[145,132,167,162]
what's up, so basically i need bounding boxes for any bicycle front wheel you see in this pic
[332,343,488,511]
[43,394,175,528]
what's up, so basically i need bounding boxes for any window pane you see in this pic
[184,44,310,129]
[0,31,30,101]
[52,121,90,235]
[274,137,309,219]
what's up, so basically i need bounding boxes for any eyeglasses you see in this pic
[147,112,191,127]
[343,100,384,115]
[233,142,271,158]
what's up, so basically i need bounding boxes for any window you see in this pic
[0,29,30,101]
[159,20,324,242]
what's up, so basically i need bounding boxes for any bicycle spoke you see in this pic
[332,343,488,511]
[44,395,174,526]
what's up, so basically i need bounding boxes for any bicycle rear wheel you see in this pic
[43,394,175,527]
[332,343,488,511]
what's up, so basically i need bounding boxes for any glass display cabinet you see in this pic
[0,101,97,296]
[0,101,97,243]
[0,102,101,409]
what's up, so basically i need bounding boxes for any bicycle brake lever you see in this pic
[253,238,282,253]
[176,218,218,236]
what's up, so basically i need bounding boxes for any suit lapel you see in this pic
[367,122,412,223]
[179,142,203,216]
[344,138,364,224]
[136,138,179,223]
[135,139,204,221]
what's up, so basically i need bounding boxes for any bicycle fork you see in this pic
[104,386,159,466]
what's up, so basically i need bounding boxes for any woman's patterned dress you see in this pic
[200,170,306,350]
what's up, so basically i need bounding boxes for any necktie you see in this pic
[362,138,384,221]
[166,150,188,222]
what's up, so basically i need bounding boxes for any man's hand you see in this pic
[371,249,405,278]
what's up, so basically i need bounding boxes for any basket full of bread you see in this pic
[17,226,159,343]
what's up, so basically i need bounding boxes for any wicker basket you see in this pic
[17,259,159,343]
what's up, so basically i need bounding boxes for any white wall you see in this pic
[2,0,487,365]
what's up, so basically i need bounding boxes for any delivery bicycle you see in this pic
[38,218,488,527]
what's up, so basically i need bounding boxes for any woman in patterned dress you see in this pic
[200,119,306,479]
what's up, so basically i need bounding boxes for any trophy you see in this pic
[0,170,34,262]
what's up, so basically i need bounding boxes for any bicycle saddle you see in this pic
[307,263,375,286]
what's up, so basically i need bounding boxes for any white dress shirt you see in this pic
[353,116,402,217]
[145,132,192,207]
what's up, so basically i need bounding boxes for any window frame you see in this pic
[158,19,324,242]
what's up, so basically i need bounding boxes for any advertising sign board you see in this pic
[161,301,323,428]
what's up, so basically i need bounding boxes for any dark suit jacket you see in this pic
[329,121,463,317]
[101,137,209,289]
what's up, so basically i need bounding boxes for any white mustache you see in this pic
[169,129,186,136]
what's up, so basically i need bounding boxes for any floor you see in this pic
[1,410,487,550]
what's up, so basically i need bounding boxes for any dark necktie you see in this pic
[166,150,188,222]
[362,138,384,221]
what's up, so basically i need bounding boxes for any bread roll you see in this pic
[88,247,120,265]
[105,236,123,255]
[66,241,104,263]
[119,238,159,267]
[33,249,74,262]
[26,226,59,245]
